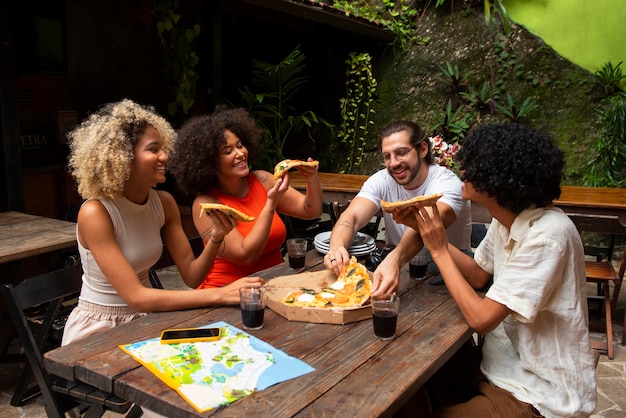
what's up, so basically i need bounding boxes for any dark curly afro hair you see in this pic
[456,123,564,214]
[169,106,262,196]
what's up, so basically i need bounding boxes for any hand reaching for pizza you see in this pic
[370,256,401,297]
[324,246,351,276]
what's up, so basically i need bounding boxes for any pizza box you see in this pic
[265,269,372,325]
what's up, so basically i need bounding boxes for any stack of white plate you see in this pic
[313,231,376,256]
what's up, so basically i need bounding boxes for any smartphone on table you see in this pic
[159,327,222,344]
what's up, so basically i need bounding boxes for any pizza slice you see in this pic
[198,203,256,222]
[273,159,319,180]
[281,257,371,308]
[380,192,443,211]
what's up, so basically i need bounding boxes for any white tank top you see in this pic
[77,188,164,306]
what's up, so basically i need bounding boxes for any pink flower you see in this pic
[429,135,460,173]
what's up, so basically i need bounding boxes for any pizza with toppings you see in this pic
[280,257,371,308]
[273,159,319,180]
[199,203,256,222]
[380,192,443,211]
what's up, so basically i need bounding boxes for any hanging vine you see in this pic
[153,0,201,121]
[337,52,377,174]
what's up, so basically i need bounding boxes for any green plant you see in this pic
[429,99,471,144]
[459,81,495,122]
[594,61,626,97]
[492,34,517,98]
[438,61,468,96]
[332,0,417,55]
[495,93,537,123]
[484,0,510,35]
[337,52,378,174]
[235,47,334,170]
[583,93,626,187]
[426,0,511,34]
[154,0,201,121]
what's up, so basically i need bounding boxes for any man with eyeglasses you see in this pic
[324,120,471,296]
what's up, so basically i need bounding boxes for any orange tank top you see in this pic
[197,174,286,288]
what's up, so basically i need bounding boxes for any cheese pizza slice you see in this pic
[273,159,319,180]
[380,192,443,211]
[198,203,256,222]
[281,257,371,308]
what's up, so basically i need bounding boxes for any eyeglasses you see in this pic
[377,146,414,165]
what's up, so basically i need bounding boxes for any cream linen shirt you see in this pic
[475,206,597,418]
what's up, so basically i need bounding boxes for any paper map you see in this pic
[119,321,314,412]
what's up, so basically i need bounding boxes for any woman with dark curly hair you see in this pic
[169,106,322,288]
[62,99,265,348]
[400,124,596,417]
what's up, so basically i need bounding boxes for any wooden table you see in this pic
[555,186,626,227]
[0,211,78,360]
[44,251,472,417]
[0,211,77,265]
[290,171,369,205]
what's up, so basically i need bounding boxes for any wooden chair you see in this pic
[1,265,135,417]
[584,245,625,359]
[568,213,626,360]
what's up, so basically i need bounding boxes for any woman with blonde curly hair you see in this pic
[62,99,264,347]
[169,106,322,288]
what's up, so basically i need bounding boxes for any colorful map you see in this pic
[120,321,314,412]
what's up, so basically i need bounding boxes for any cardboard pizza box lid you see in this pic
[265,269,372,325]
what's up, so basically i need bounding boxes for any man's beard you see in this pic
[388,159,420,187]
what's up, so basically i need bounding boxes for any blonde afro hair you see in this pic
[68,99,176,199]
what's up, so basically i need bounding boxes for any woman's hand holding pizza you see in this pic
[267,174,290,207]
[202,209,238,243]
[294,157,319,180]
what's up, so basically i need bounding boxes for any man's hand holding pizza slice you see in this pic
[379,193,443,231]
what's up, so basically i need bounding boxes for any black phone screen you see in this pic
[161,328,220,341]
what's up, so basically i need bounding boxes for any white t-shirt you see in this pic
[356,164,471,249]
[475,206,597,417]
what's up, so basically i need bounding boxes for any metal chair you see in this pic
[1,265,135,417]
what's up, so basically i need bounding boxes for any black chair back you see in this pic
[1,265,134,417]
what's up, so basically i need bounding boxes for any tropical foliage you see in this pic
[584,92,626,187]
[337,52,378,174]
[154,0,201,121]
[234,47,334,170]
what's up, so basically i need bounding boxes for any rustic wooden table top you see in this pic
[555,186,626,210]
[0,211,77,264]
[44,250,472,417]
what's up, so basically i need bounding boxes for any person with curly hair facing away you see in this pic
[400,124,596,417]
[169,106,322,288]
[62,99,264,347]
